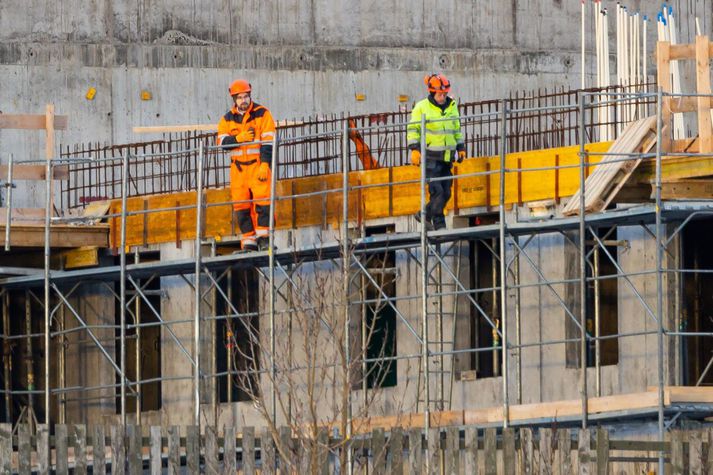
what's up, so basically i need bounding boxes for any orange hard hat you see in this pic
[229,79,251,96]
[424,73,451,93]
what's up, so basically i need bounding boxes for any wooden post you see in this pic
[427,428,440,475]
[464,427,479,474]
[167,426,180,475]
[408,429,422,475]
[503,427,516,475]
[656,41,673,152]
[186,425,200,474]
[445,427,459,475]
[696,36,713,153]
[92,425,106,475]
[55,424,69,475]
[539,428,553,474]
[389,428,404,474]
[73,424,87,475]
[224,426,237,475]
[689,430,704,475]
[257,428,271,475]
[279,426,293,473]
[671,430,685,475]
[37,424,50,475]
[595,427,609,475]
[110,425,125,475]
[149,426,162,475]
[484,428,496,475]
[558,428,572,474]
[371,428,386,475]
[577,428,591,475]
[0,424,12,474]
[317,429,329,475]
[242,426,255,474]
[19,424,32,475]
[127,425,142,475]
[204,426,219,475]
[45,104,55,215]
[521,428,534,474]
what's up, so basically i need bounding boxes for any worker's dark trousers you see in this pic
[425,160,453,229]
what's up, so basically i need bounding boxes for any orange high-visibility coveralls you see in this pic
[217,102,276,248]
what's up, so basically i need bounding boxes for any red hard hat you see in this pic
[229,79,251,96]
[424,73,451,93]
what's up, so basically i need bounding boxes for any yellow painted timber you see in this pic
[63,246,99,269]
[110,142,616,248]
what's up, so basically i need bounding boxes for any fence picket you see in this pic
[73,424,87,475]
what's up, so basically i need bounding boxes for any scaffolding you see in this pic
[2,88,713,475]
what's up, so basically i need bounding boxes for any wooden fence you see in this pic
[0,423,709,474]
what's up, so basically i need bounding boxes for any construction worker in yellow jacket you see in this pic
[407,73,466,230]
[217,79,276,251]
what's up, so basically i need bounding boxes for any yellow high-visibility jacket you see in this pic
[407,96,464,162]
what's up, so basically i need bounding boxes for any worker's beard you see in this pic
[237,100,251,113]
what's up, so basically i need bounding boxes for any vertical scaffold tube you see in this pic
[269,131,279,425]
[119,151,129,426]
[499,100,510,427]
[341,120,353,475]
[578,92,589,429]
[419,113,431,473]
[655,87,665,475]
[43,155,52,424]
[193,142,205,427]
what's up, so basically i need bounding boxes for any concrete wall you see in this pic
[2,0,711,208]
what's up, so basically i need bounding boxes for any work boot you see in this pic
[414,211,434,231]
[432,217,447,231]
[257,236,270,251]
[241,241,258,252]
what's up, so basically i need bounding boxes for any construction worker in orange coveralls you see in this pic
[217,79,276,251]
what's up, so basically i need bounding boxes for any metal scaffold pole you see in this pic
[43,155,52,424]
[419,113,431,471]
[269,131,279,425]
[193,141,205,427]
[655,87,665,475]
[499,99,510,427]
[578,92,589,429]
[341,120,353,475]
[119,151,129,426]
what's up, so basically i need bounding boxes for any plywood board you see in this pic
[0,114,68,130]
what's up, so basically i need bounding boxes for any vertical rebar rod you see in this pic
[419,113,431,471]
[341,120,353,475]
[594,246,601,397]
[43,155,52,424]
[193,141,205,427]
[655,87,665,475]
[134,250,141,423]
[4,153,13,251]
[578,92,589,429]
[2,292,11,422]
[268,131,279,425]
[119,151,129,426]
[499,99,510,427]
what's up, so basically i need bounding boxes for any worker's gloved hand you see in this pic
[457,150,466,163]
[411,149,421,167]
[256,162,270,182]
[235,128,255,143]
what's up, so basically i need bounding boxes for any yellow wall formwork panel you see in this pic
[110,142,613,248]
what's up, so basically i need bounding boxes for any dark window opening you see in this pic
[456,214,502,379]
[363,225,397,389]
[682,218,713,385]
[585,227,619,367]
[116,252,162,413]
[217,267,260,403]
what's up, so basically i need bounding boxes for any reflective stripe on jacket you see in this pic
[406,97,464,162]
[217,102,276,164]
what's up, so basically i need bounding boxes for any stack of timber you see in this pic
[562,115,657,216]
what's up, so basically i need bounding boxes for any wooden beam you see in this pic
[669,96,713,113]
[669,43,696,60]
[0,114,68,130]
[657,42,672,153]
[0,165,69,181]
[659,180,713,200]
[0,224,108,248]
[63,246,100,269]
[696,36,713,153]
